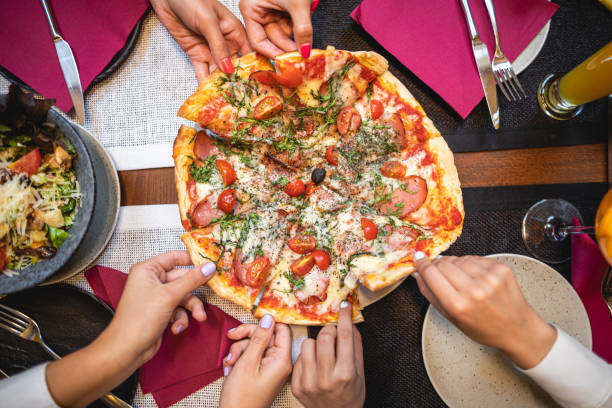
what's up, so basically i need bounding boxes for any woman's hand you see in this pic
[219,315,293,408]
[46,251,216,407]
[239,0,317,59]
[151,0,252,81]
[413,253,557,369]
[291,301,366,408]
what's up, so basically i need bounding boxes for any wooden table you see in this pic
[118,143,607,206]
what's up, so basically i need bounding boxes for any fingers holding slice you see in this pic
[335,300,355,373]
[264,21,296,52]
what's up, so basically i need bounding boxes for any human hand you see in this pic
[239,0,317,59]
[413,253,557,369]
[219,315,293,408]
[103,251,217,366]
[150,0,252,81]
[291,301,365,408]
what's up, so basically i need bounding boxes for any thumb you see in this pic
[288,1,313,58]
[239,314,275,369]
[165,262,216,303]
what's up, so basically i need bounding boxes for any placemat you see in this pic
[339,182,608,407]
[313,0,612,153]
[65,204,300,408]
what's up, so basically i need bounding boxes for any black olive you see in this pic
[15,247,39,258]
[37,246,57,259]
[0,168,11,184]
[311,168,326,184]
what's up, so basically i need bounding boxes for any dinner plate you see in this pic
[513,21,550,75]
[422,253,591,408]
[41,121,120,285]
[0,284,138,407]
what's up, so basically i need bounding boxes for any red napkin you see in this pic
[571,219,612,363]
[85,265,241,408]
[0,0,149,112]
[350,0,558,118]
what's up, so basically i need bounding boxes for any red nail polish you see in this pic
[300,43,311,59]
[221,58,234,74]
[310,0,320,12]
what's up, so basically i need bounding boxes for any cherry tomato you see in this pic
[288,235,316,254]
[312,249,331,270]
[291,254,315,276]
[275,62,304,88]
[319,81,330,97]
[361,218,378,241]
[284,179,305,197]
[0,248,6,272]
[10,148,41,176]
[305,181,317,196]
[253,96,283,120]
[337,106,362,136]
[215,159,236,186]
[244,256,270,287]
[217,189,236,213]
[380,161,407,179]
[370,99,384,120]
[249,70,278,86]
[325,145,338,166]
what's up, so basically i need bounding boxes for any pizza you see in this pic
[173,47,463,325]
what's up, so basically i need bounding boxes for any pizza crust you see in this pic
[173,125,196,226]
[352,51,389,76]
[254,297,364,325]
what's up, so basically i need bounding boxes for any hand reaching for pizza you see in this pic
[150,0,252,82]
[413,253,558,369]
[219,315,293,408]
[107,251,217,365]
[291,301,366,408]
[239,0,318,59]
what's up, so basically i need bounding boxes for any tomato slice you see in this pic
[337,107,362,136]
[215,159,236,186]
[305,181,317,196]
[291,254,315,276]
[312,249,331,270]
[244,256,270,288]
[217,189,236,213]
[10,148,41,176]
[249,70,279,86]
[370,99,384,120]
[361,218,378,241]
[253,96,283,120]
[0,248,6,272]
[288,235,316,254]
[380,161,407,179]
[275,62,304,88]
[284,179,305,197]
[325,145,338,166]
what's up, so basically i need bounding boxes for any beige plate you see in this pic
[421,253,591,408]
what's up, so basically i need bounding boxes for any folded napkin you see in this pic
[351,0,558,119]
[571,219,612,363]
[85,265,241,408]
[0,0,149,112]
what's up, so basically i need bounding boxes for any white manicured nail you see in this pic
[260,314,273,329]
[176,325,183,333]
[227,327,236,333]
[340,300,349,309]
[435,255,443,260]
[225,353,231,362]
[413,251,426,261]
[201,262,216,277]
[223,366,229,377]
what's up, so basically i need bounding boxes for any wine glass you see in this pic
[538,40,612,120]
[523,189,612,264]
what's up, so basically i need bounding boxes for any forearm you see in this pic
[46,326,141,407]
[500,310,557,369]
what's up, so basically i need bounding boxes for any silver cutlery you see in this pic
[0,303,132,408]
[40,0,85,125]
[483,0,527,101]
[601,267,612,319]
[459,0,500,129]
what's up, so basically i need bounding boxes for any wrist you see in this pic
[501,311,557,369]
[93,322,147,371]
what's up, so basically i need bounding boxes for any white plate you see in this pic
[422,253,591,408]
[513,21,550,74]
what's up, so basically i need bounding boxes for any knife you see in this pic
[458,0,500,130]
[40,0,85,125]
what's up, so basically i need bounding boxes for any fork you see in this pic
[482,0,527,101]
[602,267,612,319]
[0,303,133,408]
